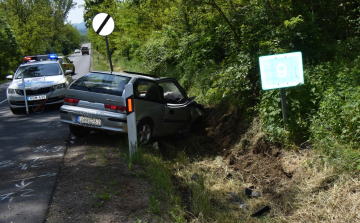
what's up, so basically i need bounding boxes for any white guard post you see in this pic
[125,83,138,158]
[21,73,29,114]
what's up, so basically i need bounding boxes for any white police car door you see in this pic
[158,79,191,134]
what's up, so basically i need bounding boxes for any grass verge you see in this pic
[120,117,360,222]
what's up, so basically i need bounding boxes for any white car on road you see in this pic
[6,55,73,114]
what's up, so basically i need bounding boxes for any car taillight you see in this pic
[104,104,126,113]
[64,97,80,106]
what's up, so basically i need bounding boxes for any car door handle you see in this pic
[169,110,175,114]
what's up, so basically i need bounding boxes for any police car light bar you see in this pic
[23,54,58,62]
[49,54,58,59]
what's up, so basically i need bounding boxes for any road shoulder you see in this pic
[45,132,155,223]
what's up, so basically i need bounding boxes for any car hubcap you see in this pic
[138,124,151,144]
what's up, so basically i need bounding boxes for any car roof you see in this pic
[91,71,162,80]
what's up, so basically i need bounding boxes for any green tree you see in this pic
[0,13,22,77]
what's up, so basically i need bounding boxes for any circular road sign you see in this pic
[92,13,114,36]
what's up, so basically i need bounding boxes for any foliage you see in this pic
[310,57,360,158]
[0,13,22,78]
[84,0,360,167]
[0,0,80,80]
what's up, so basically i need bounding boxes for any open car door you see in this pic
[158,78,192,134]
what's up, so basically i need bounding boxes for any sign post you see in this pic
[92,13,115,72]
[125,83,138,158]
[21,73,29,114]
[259,52,304,129]
[92,13,138,158]
[280,88,287,127]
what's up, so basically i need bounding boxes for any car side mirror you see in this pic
[65,70,72,75]
[70,61,73,63]
[6,75,13,80]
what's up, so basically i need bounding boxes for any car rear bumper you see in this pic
[60,105,128,133]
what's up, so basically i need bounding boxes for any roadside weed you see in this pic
[148,195,161,214]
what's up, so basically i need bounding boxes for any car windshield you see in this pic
[70,73,130,96]
[15,64,61,79]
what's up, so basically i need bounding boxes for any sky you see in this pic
[67,0,85,24]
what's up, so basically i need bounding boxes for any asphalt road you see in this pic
[0,44,91,223]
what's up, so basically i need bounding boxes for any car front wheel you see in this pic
[69,125,91,137]
[10,107,23,114]
[137,120,153,145]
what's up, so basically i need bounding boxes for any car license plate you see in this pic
[27,95,46,101]
[76,116,101,126]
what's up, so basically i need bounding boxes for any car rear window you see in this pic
[70,73,130,96]
[15,63,61,79]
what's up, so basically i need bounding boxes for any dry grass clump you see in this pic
[288,161,360,222]
[173,155,276,222]
[171,116,360,222]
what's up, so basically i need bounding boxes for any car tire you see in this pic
[10,107,23,114]
[69,125,91,137]
[72,67,75,75]
[137,119,153,145]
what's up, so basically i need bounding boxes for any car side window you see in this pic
[134,80,162,103]
[158,81,185,104]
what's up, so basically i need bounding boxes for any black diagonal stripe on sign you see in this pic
[96,14,111,35]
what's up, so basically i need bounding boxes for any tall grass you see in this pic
[122,145,186,222]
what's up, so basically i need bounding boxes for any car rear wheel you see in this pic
[72,67,75,75]
[69,125,91,137]
[137,119,153,145]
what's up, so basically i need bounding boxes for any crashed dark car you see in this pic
[59,71,205,144]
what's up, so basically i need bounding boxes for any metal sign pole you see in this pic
[21,73,29,114]
[105,36,113,72]
[280,88,287,130]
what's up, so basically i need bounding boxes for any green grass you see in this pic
[122,145,186,222]
[92,51,114,71]
[91,49,151,73]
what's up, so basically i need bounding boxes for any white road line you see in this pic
[0,99,8,105]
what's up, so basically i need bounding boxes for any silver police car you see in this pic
[6,55,73,114]
[60,71,205,144]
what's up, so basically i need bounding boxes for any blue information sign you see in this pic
[259,52,304,90]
